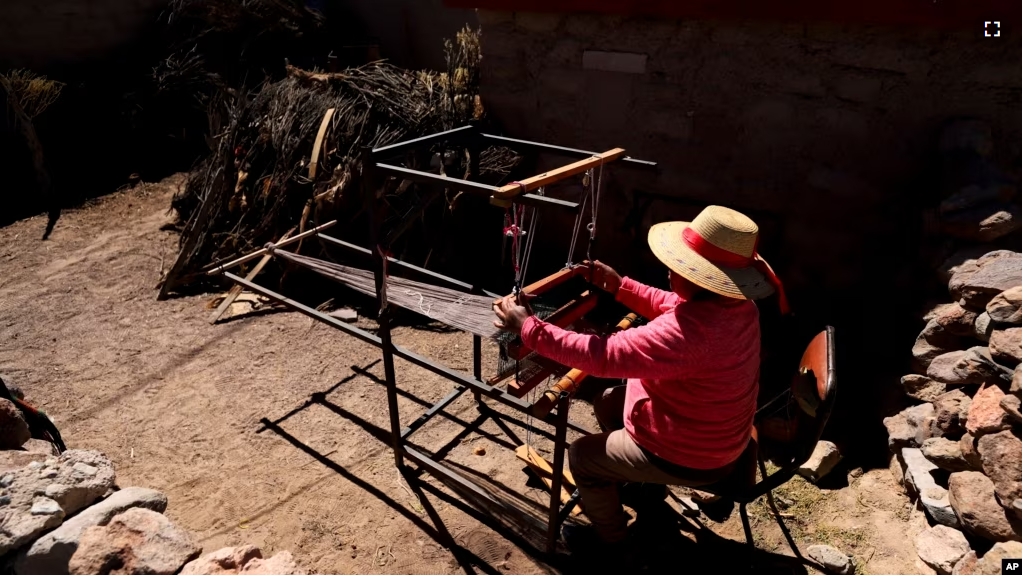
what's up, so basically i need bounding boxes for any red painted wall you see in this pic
[446,0,1018,29]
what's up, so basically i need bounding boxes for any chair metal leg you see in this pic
[739,501,755,568]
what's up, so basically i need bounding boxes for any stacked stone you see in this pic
[883,119,1021,574]
[0,383,302,575]
[886,258,1021,572]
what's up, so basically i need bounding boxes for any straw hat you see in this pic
[647,205,776,300]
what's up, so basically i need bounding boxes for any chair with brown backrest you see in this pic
[695,326,838,561]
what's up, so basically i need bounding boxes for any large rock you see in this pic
[68,508,201,575]
[977,541,1023,575]
[903,448,960,528]
[987,286,1022,325]
[902,375,949,403]
[922,438,971,472]
[949,251,1022,311]
[884,403,936,449]
[806,544,853,575]
[796,441,842,483]
[931,389,972,437]
[915,525,971,574]
[913,321,966,371]
[948,471,1018,542]
[0,398,31,450]
[966,385,1012,435]
[977,430,1022,509]
[927,347,1014,387]
[926,303,980,337]
[0,450,116,555]
[959,433,983,470]
[973,312,994,342]
[939,246,998,284]
[990,327,1022,365]
[15,487,168,575]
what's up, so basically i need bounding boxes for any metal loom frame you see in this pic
[214,124,656,554]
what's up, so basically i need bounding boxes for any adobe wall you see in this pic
[0,0,167,70]
[477,11,1021,460]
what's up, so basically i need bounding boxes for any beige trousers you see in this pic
[567,385,735,543]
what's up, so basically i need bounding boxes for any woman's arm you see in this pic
[615,277,681,320]
[520,313,687,380]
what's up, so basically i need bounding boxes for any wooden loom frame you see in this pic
[212,124,656,554]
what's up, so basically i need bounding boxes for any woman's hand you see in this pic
[493,294,534,335]
[584,260,622,295]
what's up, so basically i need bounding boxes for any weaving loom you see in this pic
[209,124,657,553]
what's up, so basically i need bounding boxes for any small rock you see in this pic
[948,471,1018,542]
[902,375,949,403]
[806,544,853,575]
[973,312,994,342]
[976,430,1022,510]
[931,389,972,437]
[986,286,1022,325]
[959,433,983,470]
[31,497,63,516]
[903,448,960,528]
[949,251,1022,311]
[913,321,965,371]
[941,204,1022,243]
[915,525,971,574]
[952,550,978,575]
[966,385,1012,435]
[690,489,720,504]
[16,487,169,575]
[884,403,936,449]
[928,347,1013,387]
[242,550,303,575]
[68,508,201,575]
[328,308,358,323]
[922,438,971,472]
[180,545,263,574]
[472,446,486,456]
[796,441,842,483]
[1001,395,1022,423]
[676,497,700,518]
[927,303,980,336]
[990,327,1022,365]
[71,462,98,477]
[0,398,31,450]
[977,541,1023,575]
[1012,364,1021,395]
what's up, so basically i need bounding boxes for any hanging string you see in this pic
[585,159,605,263]
[565,169,592,268]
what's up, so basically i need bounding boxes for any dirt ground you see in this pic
[1,176,933,575]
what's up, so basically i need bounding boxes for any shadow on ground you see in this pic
[255,364,818,575]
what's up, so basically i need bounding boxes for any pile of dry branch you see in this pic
[160,27,518,297]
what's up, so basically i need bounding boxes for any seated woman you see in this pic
[493,205,788,550]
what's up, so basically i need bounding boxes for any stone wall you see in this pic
[477,11,1021,460]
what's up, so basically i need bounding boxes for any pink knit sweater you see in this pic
[520,277,760,469]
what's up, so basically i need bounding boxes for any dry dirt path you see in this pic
[0,176,927,574]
